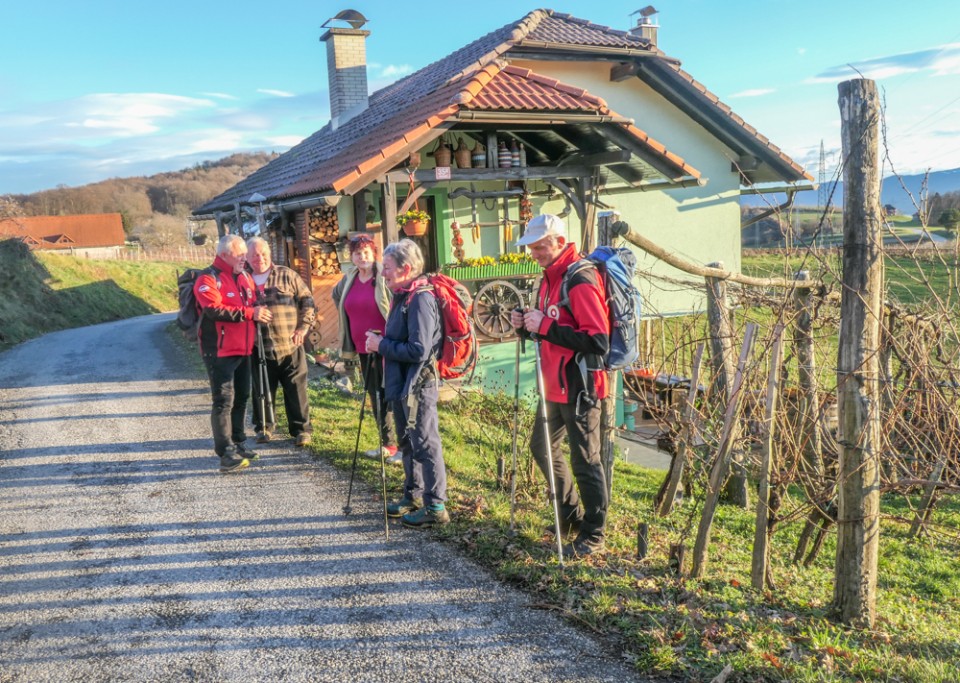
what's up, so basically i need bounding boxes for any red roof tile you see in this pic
[0,214,125,250]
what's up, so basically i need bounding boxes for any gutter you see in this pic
[741,188,802,229]
[454,111,632,125]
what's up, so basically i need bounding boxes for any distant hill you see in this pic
[742,166,960,214]
[4,152,276,248]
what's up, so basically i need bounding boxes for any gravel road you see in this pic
[0,314,654,683]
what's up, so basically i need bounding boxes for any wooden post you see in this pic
[692,323,758,579]
[752,324,784,591]
[793,271,824,479]
[909,460,945,538]
[656,343,704,516]
[833,78,883,628]
[706,263,749,508]
[353,191,367,232]
[381,178,398,246]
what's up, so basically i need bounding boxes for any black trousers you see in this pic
[359,352,397,448]
[252,345,311,437]
[530,400,608,540]
[202,354,252,457]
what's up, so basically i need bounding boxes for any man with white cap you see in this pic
[510,214,611,557]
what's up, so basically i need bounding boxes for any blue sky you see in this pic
[3,0,960,194]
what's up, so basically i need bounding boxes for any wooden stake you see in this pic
[692,323,758,579]
[752,324,783,591]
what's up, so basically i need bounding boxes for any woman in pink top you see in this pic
[332,235,398,461]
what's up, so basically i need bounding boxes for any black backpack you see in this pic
[176,266,219,336]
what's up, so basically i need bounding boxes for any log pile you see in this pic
[308,206,339,243]
[311,244,341,276]
[307,206,342,276]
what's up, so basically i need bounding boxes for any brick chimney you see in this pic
[628,6,659,46]
[320,10,370,130]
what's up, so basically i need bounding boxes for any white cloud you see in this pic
[201,92,239,100]
[810,43,960,83]
[257,89,295,98]
[728,88,775,99]
[379,64,413,79]
[797,48,807,56]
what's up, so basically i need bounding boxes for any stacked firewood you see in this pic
[310,242,341,276]
[308,206,339,242]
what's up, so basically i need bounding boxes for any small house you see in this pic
[193,8,811,374]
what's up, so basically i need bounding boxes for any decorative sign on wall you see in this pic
[434,166,451,180]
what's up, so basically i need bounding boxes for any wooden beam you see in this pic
[545,179,583,220]
[559,149,632,168]
[610,61,641,82]
[385,166,591,184]
[380,178,398,246]
[397,182,436,215]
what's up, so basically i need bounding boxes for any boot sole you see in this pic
[219,459,250,474]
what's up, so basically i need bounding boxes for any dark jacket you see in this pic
[530,243,610,404]
[378,276,442,402]
[195,255,257,358]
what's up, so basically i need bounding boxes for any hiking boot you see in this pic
[295,433,311,448]
[219,454,249,474]
[563,535,605,559]
[402,506,450,528]
[544,516,582,540]
[385,450,404,466]
[234,442,258,461]
[386,496,423,518]
[255,430,272,444]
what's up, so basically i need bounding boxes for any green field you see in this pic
[0,239,204,351]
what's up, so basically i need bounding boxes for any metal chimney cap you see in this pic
[322,9,369,30]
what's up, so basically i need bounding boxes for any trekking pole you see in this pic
[509,306,526,532]
[371,347,389,540]
[255,324,275,428]
[343,354,376,516]
[534,339,565,566]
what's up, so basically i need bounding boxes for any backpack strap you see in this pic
[559,259,606,402]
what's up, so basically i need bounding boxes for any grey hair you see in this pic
[383,239,424,277]
[217,234,246,256]
[246,236,270,252]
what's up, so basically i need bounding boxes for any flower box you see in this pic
[440,262,541,280]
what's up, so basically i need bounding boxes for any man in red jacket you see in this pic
[195,234,273,473]
[510,214,610,557]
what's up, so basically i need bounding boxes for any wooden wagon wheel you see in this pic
[473,279,523,339]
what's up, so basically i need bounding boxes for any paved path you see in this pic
[0,314,654,682]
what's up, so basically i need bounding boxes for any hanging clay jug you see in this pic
[434,139,452,168]
[472,142,486,168]
[454,139,471,169]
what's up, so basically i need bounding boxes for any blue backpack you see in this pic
[559,245,642,371]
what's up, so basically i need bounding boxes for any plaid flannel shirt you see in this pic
[255,265,316,360]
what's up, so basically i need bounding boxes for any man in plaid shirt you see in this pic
[246,237,317,447]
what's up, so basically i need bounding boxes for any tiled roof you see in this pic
[519,12,657,51]
[0,214,125,249]
[467,65,606,111]
[193,9,806,215]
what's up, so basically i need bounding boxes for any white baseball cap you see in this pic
[516,214,566,246]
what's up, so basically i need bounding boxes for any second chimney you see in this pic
[321,11,370,130]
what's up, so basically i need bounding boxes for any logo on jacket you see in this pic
[198,285,210,293]
[226,292,235,298]
[547,304,560,319]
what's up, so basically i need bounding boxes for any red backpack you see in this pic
[414,273,478,380]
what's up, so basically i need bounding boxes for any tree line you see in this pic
[1,153,277,248]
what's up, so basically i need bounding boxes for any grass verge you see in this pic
[305,378,960,682]
[0,238,205,351]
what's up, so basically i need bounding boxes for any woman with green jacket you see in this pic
[331,235,398,462]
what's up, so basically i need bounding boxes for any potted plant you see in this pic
[399,208,430,237]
